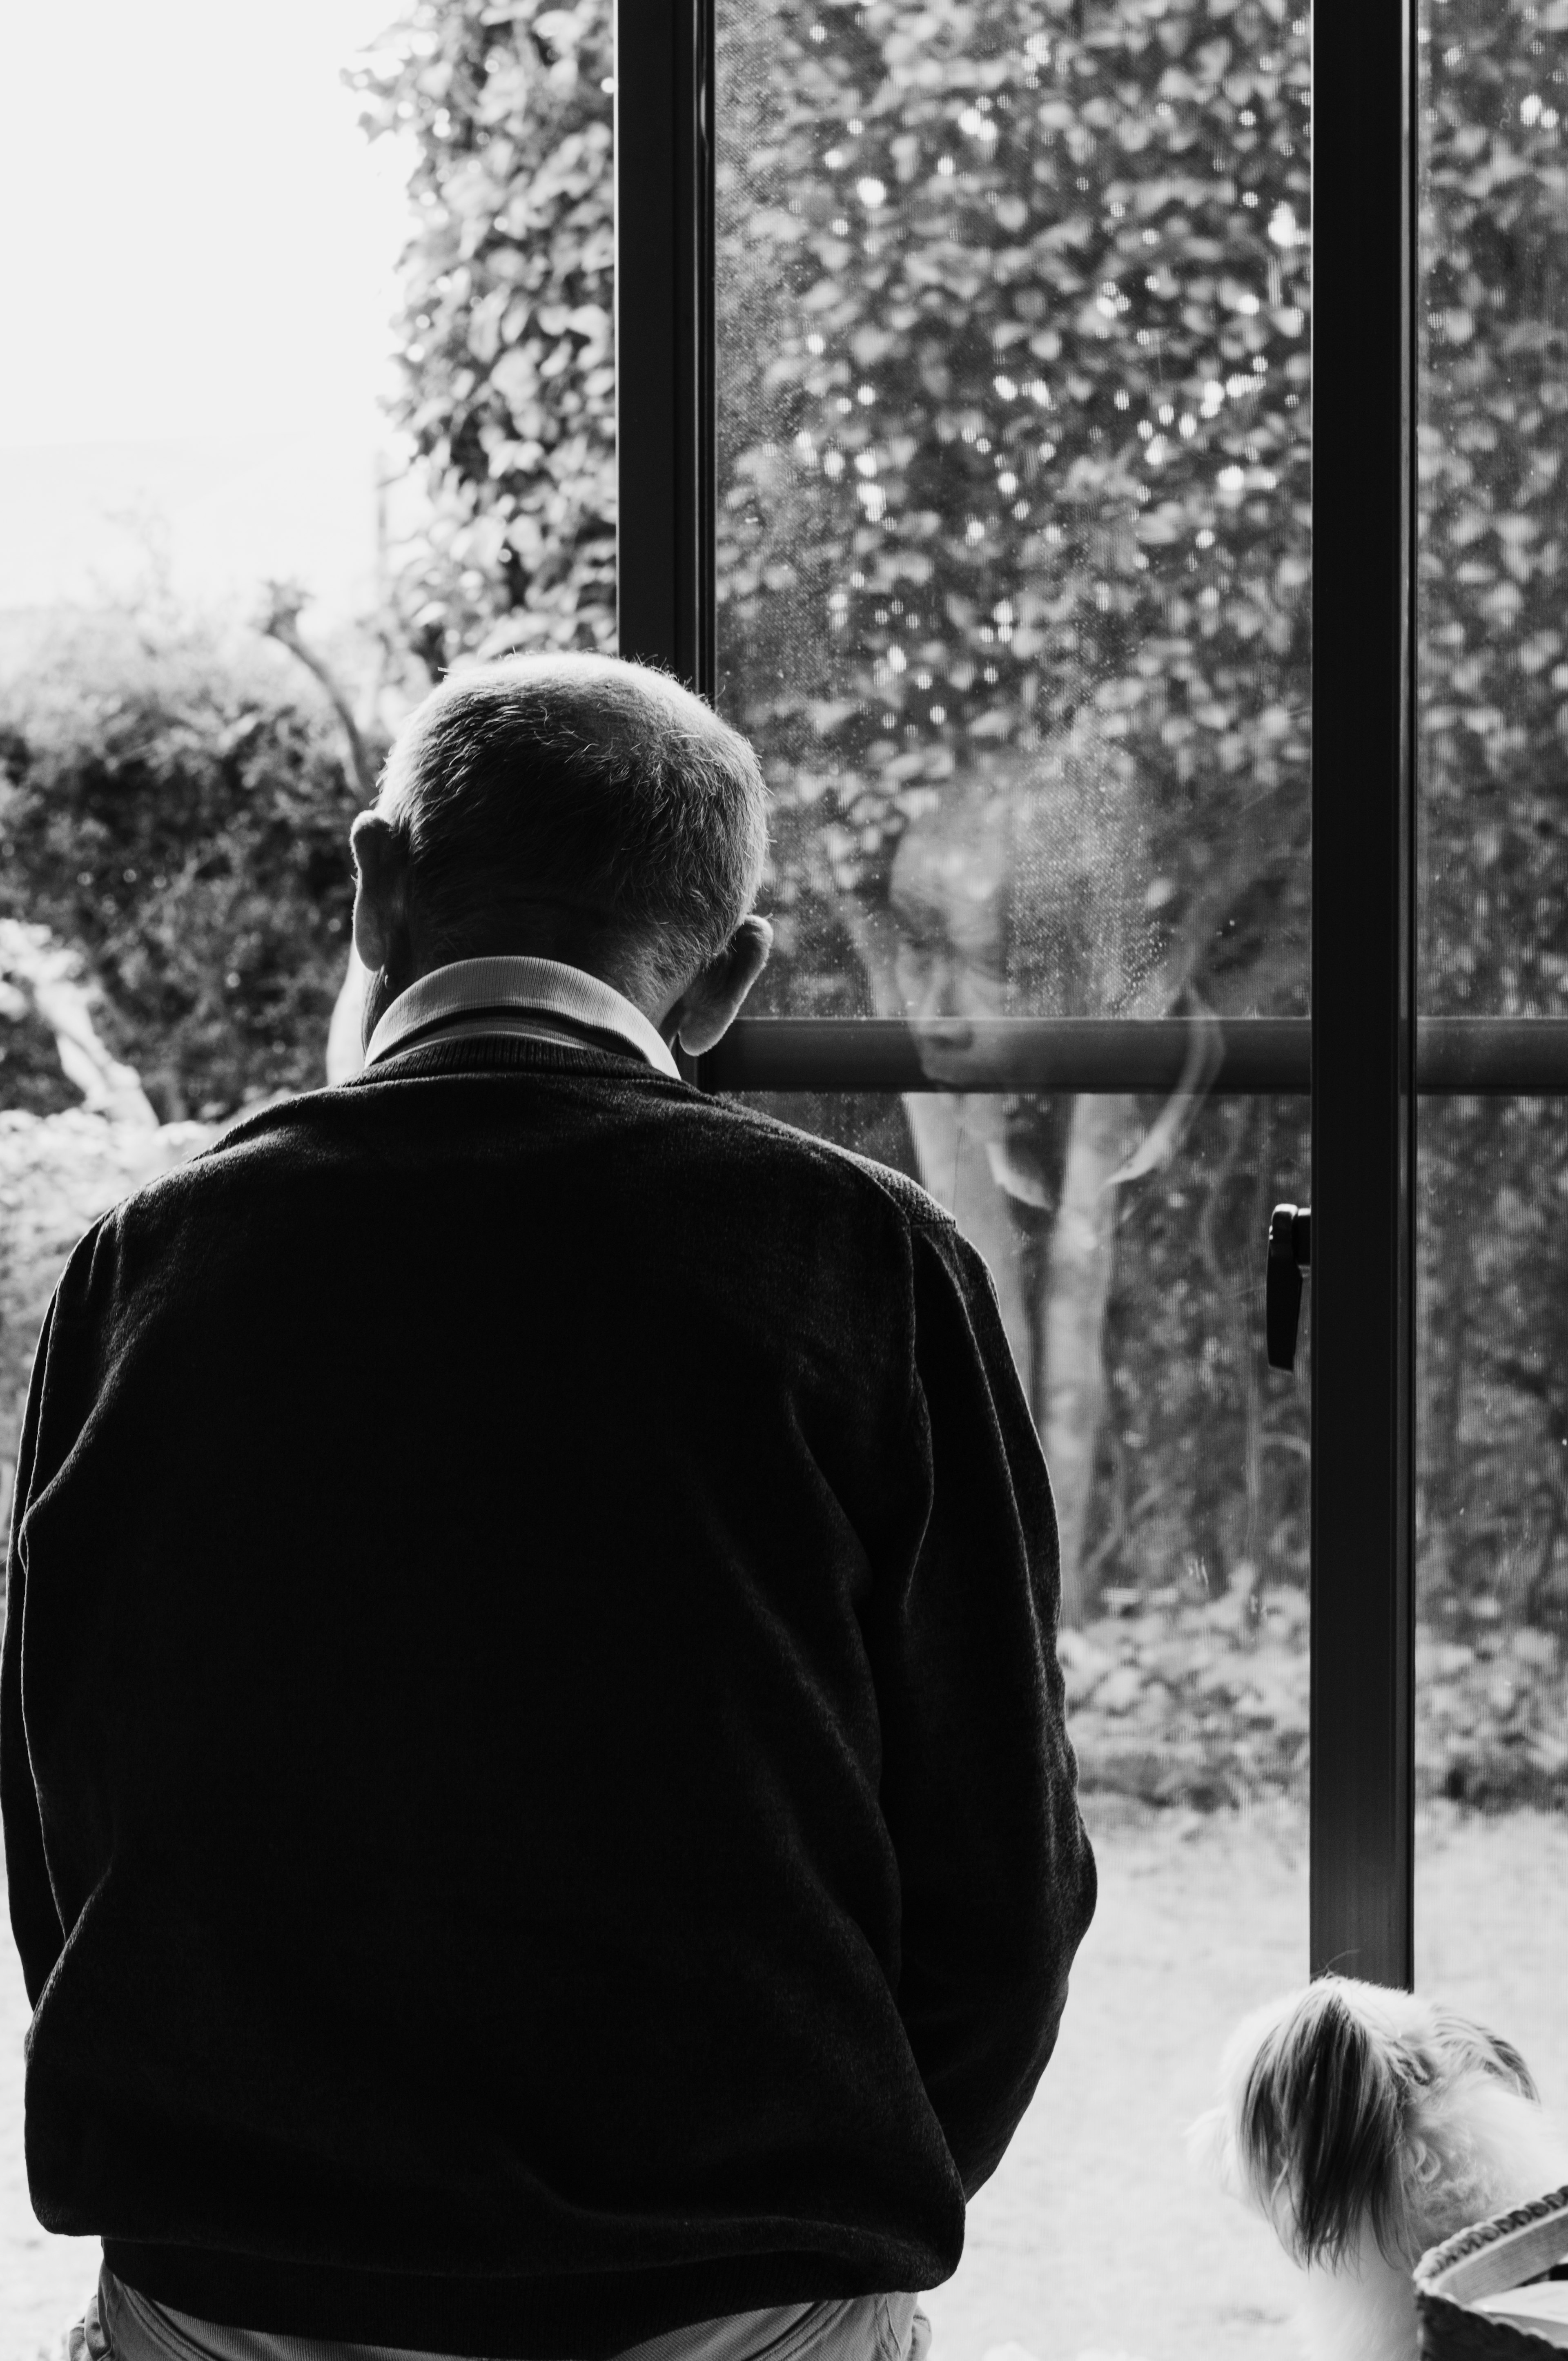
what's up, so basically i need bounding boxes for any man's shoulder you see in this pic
[693,1092,956,1237]
[50,1092,353,1274]
[330,1048,960,1238]
[70,1076,960,1265]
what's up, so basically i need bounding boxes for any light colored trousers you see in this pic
[69,2267,934,2361]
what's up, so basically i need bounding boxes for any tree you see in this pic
[348,0,617,670]
[1414,0,1568,1651]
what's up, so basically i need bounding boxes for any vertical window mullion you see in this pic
[1310,0,1419,1987]
[615,0,714,694]
[628,0,1423,1987]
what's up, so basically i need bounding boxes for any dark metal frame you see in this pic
[615,0,714,693]
[618,0,1427,1987]
[1308,0,1417,1989]
[698,1017,1568,1098]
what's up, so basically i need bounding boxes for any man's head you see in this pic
[350,653,771,1057]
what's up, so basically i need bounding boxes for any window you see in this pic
[1413,0,1568,2108]
[622,3,1318,2348]
[4,0,1565,2351]
[618,0,1568,2348]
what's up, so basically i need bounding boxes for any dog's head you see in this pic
[1189,1977,1538,2270]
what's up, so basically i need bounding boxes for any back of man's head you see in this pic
[374,654,769,993]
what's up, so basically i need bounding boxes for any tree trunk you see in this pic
[1042,1092,1135,1624]
[898,1090,1040,1387]
[841,897,1047,1382]
[842,896,1135,1621]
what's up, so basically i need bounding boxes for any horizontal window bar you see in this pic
[696,1017,1568,1096]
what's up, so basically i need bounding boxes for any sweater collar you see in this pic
[364,956,681,1079]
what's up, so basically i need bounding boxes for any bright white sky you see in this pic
[0,0,414,449]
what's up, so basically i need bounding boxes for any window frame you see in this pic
[615,0,1433,1985]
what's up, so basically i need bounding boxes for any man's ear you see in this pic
[350,814,411,978]
[663,916,773,1057]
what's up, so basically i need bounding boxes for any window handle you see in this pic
[1267,1203,1312,1372]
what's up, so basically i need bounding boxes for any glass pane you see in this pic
[1415,0,1568,2164]
[715,9,1312,2350]
[719,1083,1310,2361]
[715,0,1311,1031]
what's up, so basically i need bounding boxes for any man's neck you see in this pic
[405,913,671,1030]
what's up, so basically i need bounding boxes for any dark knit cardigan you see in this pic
[2,1036,1096,2357]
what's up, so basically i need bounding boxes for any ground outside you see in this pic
[3,1802,1564,2361]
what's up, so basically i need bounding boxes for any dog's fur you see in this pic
[1189,1976,1568,2361]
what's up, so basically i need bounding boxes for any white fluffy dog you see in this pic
[1189,1976,1568,2361]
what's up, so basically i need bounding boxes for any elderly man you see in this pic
[2,656,1095,2361]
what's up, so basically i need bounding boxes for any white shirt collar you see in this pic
[364,956,682,1079]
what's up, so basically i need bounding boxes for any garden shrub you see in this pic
[348,0,616,668]
[1061,1575,1310,1810]
[0,613,364,1123]
[1065,1584,1568,1810]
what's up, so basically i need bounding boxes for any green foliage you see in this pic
[1412,0,1568,1652]
[362,0,1568,1665]
[1095,1090,1310,1598]
[0,0,1544,1699]
[347,1,616,671]
[1063,1589,1568,1811]
[1420,0,1568,1018]
[716,0,1311,933]
[1419,1095,1568,1635]
[1061,1576,1309,1810]
[1416,1611,1568,1807]
[360,0,1313,973]
[0,622,363,1121]
[0,990,80,1116]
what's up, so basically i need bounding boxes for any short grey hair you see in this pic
[374,654,768,985]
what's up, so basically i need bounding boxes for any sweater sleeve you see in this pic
[870,1214,1097,2198]
[2,1290,69,2010]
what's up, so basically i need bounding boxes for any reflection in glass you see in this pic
[715,9,1312,2348]
[715,0,1311,1023]
[713,0,1313,1514]
[724,1078,1308,2361]
[1415,0,1568,2145]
